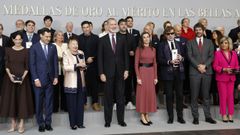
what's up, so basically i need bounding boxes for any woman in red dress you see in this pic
[135,32,158,126]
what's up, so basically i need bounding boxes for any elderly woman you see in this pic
[63,37,87,130]
[53,30,68,112]
[213,36,239,123]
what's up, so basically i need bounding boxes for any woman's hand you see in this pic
[154,79,158,85]
[8,73,15,83]
[137,79,142,85]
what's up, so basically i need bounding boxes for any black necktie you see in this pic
[171,42,175,50]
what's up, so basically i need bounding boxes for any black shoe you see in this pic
[45,125,53,131]
[77,125,86,128]
[205,118,217,124]
[222,120,228,123]
[71,126,77,130]
[104,123,111,128]
[167,119,173,124]
[148,121,153,125]
[193,118,199,125]
[177,118,186,124]
[229,120,234,123]
[118,122,127,127]
[140,120,150,126]
[38,125,45,132]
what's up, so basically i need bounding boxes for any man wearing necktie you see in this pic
[22,20,40,49]
[29,28,58,132]
[158,26,186,124]
[63,22,78,43]
[187,23,216,125]
[98,18,129,128]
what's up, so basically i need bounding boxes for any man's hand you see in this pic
[35,79,42,87]
[124,71,129,80]
[86,57,94,64]
[129,51,135,56]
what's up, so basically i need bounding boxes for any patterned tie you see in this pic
[198,38,202,51]
[28,35,32,41]
[112,34,116,53]
[44,44,48,59]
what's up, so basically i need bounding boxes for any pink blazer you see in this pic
[213,50,239,82]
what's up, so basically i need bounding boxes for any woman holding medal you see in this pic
[213,36,239,122]
[0,32,34,133]
[62,37,87,130]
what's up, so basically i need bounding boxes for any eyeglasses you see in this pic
[166,32,175,35]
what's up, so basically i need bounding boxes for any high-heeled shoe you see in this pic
[147,121,153,125]
[140,120,150,126]
[18,126,25,134]
[8,124,17,133]
[222,119,228,123]
[229,119,234,123]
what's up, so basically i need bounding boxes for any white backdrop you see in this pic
[0,0,239,36]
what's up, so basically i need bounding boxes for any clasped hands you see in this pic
[197,64,206,74]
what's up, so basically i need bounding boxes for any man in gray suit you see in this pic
[187,23,216,125]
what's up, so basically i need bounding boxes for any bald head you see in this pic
[65,22,73,32]
[216,26,225,35]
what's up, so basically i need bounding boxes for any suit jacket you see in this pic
[22,32,40,48]
[213,50,239,82]
[64,32,78,43]
[187,37,214,75]
[151,34,160,49]
[0,46,5,74]
[0,35,10,47]
[128,29,140,46]
[38,28,56,43]
[158,40,185,80]
[98,33,129,78]
[29,41,58,86]
[78,33,99,68]
[63,49,85,93]
[204,29,212,39]
[228,26,240,43]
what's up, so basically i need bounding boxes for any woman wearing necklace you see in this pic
[213,36,239,123]
[0,32,34,133]
[63,37,87,130]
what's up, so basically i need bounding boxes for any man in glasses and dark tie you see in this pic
[158,26,186,124]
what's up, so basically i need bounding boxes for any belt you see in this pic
[139,63,153,67]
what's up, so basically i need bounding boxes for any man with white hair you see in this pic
[228,18,240,43]
[199,18,212,39]
[216,26,225,36]
[64,22,78,43]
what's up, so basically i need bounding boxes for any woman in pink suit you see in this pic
[135,32,158,126]
[213,36,239,123]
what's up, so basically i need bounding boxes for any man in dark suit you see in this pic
[228,19,240,43]
[9,19,25,46]
[38,15,55,43]
[125,16,140,46]
[158,26,186,124]
[0,23,10,94]
[98,18,129,128]
[64,22,78,43]
[118,18,137,109]
[29,28,58,132]
[78,21,101,111]
[199,18,212,39]
[22,20,40,48]
[187,23,216,125]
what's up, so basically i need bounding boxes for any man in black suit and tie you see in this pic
[158,26,186,124]
[22,20,40,49]
[187,23,216,125]
[64,22,78,43]
[78,21,101,111]
[98,18,129,128]
[125,16,140,46]
[38,15,55,43]
[228,19,240,43]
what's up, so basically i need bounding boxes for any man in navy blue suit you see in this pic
[22,20,40,49]
[29,28,58,132]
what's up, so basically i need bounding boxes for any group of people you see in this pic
[0,15,240,134]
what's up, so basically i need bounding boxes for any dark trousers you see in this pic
[164,71,184,120]
[125,58,136,104]
[190,74,212,119]
[104,74,125,124]
[66,89,85,127]
[86,68,99,104]
[53,75,67,112]
[34,83,53,126]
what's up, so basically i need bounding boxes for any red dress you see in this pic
[181,27,195,41]
[135,47,157,113]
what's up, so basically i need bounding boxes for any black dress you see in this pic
[0,48,34,119]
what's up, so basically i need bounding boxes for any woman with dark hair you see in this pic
[99,20,108,38]
[0,32,34,133]
[212,30,224,51]
[135,32,158,126]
